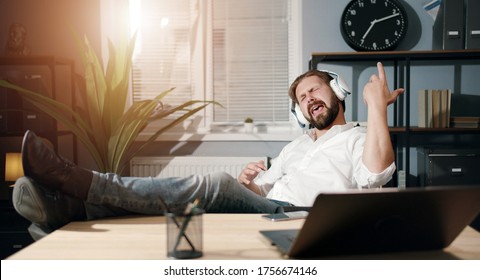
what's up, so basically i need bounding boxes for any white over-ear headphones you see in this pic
[291,70,351,128]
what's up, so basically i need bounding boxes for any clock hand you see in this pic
[375,13,400,24]
[361,13,400,40]
[362,21,376,40]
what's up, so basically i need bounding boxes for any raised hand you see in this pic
[362,62,403,173]
[363,62,404,108]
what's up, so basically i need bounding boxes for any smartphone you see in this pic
[261,211,309,221]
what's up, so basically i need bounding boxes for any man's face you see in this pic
[295,75,340,130]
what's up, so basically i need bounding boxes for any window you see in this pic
[123,0,300,135]
[212,0,292,123]
[129,0,194,113]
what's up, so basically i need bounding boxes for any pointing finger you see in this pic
[377,62,385,81]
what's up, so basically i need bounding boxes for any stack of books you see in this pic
[450,116,480,128]
[418,89,452,128]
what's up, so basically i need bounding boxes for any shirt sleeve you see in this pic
[350,127,396,188]
[254,156,283,196]
[357,161,396,188]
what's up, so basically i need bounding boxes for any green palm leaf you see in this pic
[0,32,217,174]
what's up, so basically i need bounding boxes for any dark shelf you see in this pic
[0,55,77,162]
[0,203,34,260]
[0,55,74,68]
[310,50,480,187]
[1,56,77,259]
[388,127,406,133]
[409,127,480,133]
[310,50,480,66]
[388,127,480,134]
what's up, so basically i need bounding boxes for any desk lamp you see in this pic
[5,152,24,186]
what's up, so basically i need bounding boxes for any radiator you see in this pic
[130,156,268,178]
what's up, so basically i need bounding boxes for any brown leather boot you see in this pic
[13,176,86,240]
[21,130,93,200]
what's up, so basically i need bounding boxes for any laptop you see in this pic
[260,186,480,258]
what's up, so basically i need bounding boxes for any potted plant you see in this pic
[0,32,218,174]
[244,117,254,133]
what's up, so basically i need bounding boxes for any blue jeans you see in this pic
[83,171,284,220]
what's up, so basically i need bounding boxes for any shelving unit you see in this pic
[0,56,77,154]
[0,56,77,259]
[309,50,480,187]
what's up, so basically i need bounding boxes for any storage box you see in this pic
[417,148,480,186]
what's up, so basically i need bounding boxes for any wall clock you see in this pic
[340,0,408,51]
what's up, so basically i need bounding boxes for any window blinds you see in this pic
[131,0,193,106]
[130,0,293,128]
[212,0,290,123]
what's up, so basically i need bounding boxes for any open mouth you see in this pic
[309,102,326,118]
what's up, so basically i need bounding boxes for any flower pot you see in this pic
[244,123,254,133]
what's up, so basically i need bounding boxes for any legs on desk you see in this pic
[13,130,283,239]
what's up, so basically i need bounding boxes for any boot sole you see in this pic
[12,177,49,224]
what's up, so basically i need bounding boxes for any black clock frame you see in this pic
[340,0,408,51]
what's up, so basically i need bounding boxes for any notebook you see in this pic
[260,186,480,258]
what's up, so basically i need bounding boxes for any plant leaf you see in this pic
[0,31,217,174]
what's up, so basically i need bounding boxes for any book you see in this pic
[432,89,441,128]
[437,89,452,128]
[418,89,434,128]
[418,89,428,128]
[450,116,480,128]
[441,89,451,128]
[418,89,452,128]
[418,89,433,128]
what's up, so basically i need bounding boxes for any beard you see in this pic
[307,100,340,130]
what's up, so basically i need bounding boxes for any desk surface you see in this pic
[7,214,480,260]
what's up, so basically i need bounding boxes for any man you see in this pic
[13,62,403,240]
[238,62,402,206]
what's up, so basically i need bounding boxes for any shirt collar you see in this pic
[307,123,354,142]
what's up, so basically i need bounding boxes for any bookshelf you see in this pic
[310,50,480,187]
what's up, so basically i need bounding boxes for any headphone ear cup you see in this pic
[329,75,351,101]
[319,69,352,101]
[291,102,310,128]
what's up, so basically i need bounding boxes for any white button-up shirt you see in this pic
[254,123,396,206]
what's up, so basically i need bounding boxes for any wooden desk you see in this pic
[6,214,480,260]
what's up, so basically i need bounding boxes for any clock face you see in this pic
[341,0,408,51]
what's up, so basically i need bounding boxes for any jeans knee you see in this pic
[208,171,235,188]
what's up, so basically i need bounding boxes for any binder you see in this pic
[432,0,465,50]
[466,0,480,49]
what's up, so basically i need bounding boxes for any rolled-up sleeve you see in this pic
[356,160,396,188]
[349,127,396,188]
